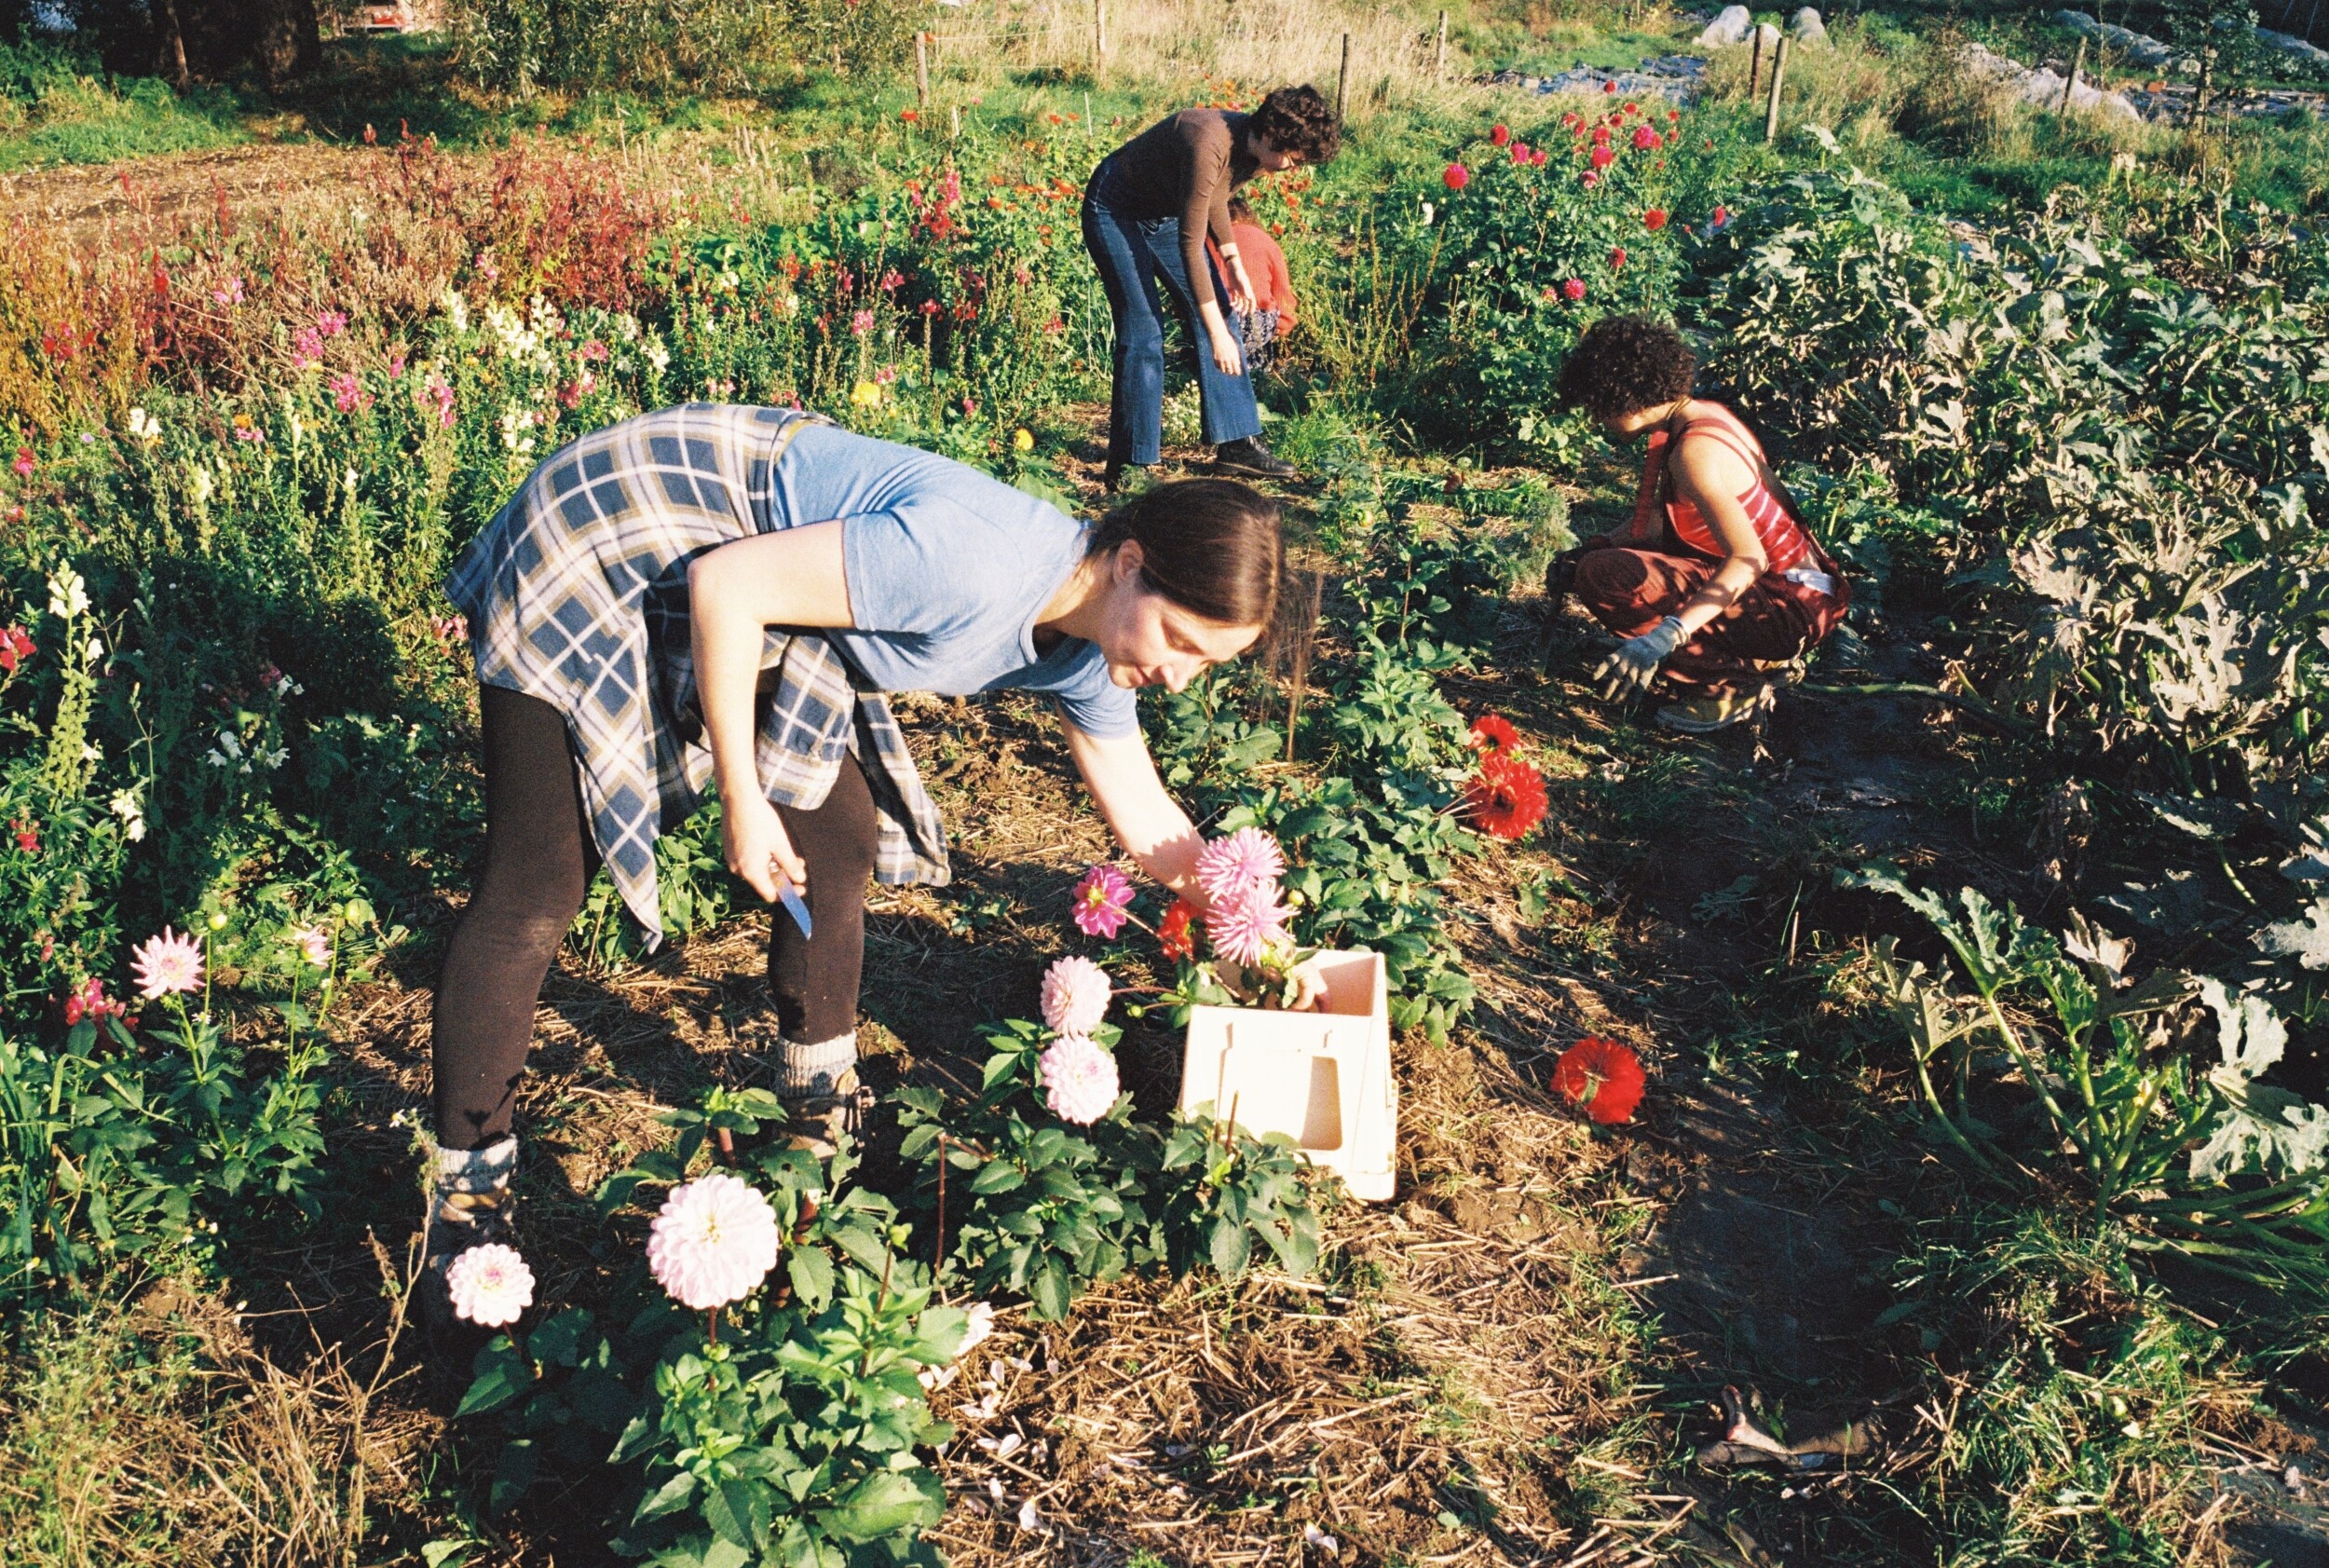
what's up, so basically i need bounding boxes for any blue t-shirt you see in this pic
[767,425,1138,740]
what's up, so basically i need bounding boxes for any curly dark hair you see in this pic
[1555,315,1697,422]
[1249,85,1341,165]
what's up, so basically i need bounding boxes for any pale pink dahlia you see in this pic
[445,1242,534,1328]
[1039,955,1111,1037]
[1069,864,1135,938]
[1205,882,1291,968]
[1195,827,1285,904]
[647,1169,782,1311]
[291,926,331,966]
[129,927,204,1000]
[1039,1034,1120,1125]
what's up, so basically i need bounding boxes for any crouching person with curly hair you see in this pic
[1547,315,1850,733]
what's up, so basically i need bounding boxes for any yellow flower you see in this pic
[850,379,883,409]
[1013,428,1034,452]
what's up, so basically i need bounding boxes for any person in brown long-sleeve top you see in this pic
[1083,85,1338,490]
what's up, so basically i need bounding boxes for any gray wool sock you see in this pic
[432,1135,517,1196]
[781,1032,859,1097]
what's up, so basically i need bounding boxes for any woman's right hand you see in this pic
[1210,327,1245,377]
[724,789,808,904]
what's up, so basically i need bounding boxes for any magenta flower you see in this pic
[293,326,325,369]
[1039,1034,1120,1125]
[1195,827,1285,905]
[1070,864,1135,938]
[212,276,244,307]
[129,927,204,1000]
[1039,954,1111,1036]
[329,374,368,413]
[851,309,876,335]
[315,308,348,338]
[1205,882,1290,968]
[647,1169,781,1312]
[445,1242,534,1327]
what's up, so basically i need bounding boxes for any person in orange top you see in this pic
[1548,316,1850,733]
[1223,196,1295,372]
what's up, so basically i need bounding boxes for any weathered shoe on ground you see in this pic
[1210,435,1297,480]
[1656,685,1774,734]
[780,1066,877,1159]
[417,1139,520,1371]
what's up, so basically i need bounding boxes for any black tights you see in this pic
[431,686,878,1151]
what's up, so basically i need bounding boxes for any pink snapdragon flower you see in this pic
[1194,827,1284,904]
[1069,864,1135,938]
[445,1243,534,1327]
[1039,1034,1120,1125]
[1205,882,1291,967]
[293,326,325,369]
[213,276,244,307]
[315,308,349,338]
[130,927,204,999]
[1039,954,1111,1036]
[647,1169,781,1311]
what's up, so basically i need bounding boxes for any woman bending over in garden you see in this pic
[1550,316,1849,733]
[1083,83,1339,491]
[424,402,1283,1333]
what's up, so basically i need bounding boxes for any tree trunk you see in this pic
[152,0,192,90]
[179,0,323,84]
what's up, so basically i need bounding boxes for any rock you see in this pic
[2049,8,2187,71]
[1962,38,2140,121]
[2257,27,2329,73]
[1697,5,1752,47]
[1788,7,1827,46]
[1752,21,1781,55]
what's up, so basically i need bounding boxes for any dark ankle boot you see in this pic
[1211,435,1297,480]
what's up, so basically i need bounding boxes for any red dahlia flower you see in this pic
[1490,123,1510,146]
[1555,1036,1645,1124]
[1531,148,1548,167]
[1158,895,1196,961]
[1590,145,1614,170]
[1643,208,1668,230]
[1443,163,1470,191]
[1464,754,1548,841]
[1467,713,1519,754]
[1591,125,1611,145]
[1610,245,1628,268]
[1631,126,1662,151]
[1563,277,1587,300]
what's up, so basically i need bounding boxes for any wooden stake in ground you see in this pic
[1436,11,1448,81]
[2062,35,2086,116]
[1094,0,1107,75]
[915,31,929,112]
[2193,47,2214,127]
[1337,33,1352,124]
[1764,34,1791,144]
[1749,26,1764,102]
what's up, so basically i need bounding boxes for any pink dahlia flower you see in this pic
[445,1242,534,1328]
[1194,827,1285,904]
[1070,864,1135,938]
[1205,882,1291,968]
[291,926,331,967]
[1039,954,1111,1037]
[130,927,203,999]
[647,1169,781,1311]
[1039,1033,1121,1125]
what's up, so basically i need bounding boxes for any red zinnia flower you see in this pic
[1468,713,1519,755]
[1555,1036,1645,1125]
[1464,754,1548,841]
[1490,123,1510,146]
[1643,208,1668,230]
[1159,895,1197,961]
[1443,162,1470,191]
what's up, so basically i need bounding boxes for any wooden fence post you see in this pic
[2192,46,2214,127]
[1094,0,1107,75]
[1336,33,1352,123]
[1435,11,1448,81]
[1764,34,1790,143]
[1749,25,1764,102]
[2061,35,2085,116]
[915,31,929,112]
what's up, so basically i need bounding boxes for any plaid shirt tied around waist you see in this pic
[443,403,950,948]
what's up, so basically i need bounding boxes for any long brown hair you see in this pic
[1088,478,1283,630]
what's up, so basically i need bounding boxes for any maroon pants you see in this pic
[1573,539,1848,694]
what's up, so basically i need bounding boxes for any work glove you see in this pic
[1595,616,1687,701]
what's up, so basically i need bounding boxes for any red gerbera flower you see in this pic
[1467,713,1519,755]
[1158,895,1197,961]
[1464,753,1548,841]
[1555,1036,1645,1124]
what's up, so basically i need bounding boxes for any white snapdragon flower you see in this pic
[47,569,89,619]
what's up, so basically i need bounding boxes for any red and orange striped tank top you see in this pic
[1629,402,1814,576]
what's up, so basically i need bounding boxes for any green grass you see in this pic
[0,46,244,170]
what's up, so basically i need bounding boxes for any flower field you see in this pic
[0,4,2326,1565]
